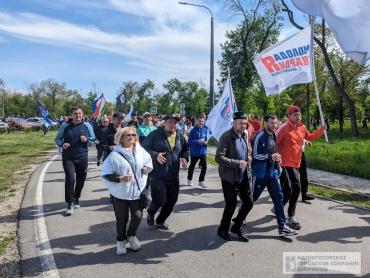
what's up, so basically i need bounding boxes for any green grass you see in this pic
[309,184,370,210]
[0,233,16,255]
[207,154,217,166]
[305,122,370,179]
[0,131,57,192]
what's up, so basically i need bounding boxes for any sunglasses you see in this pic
[124,133,137,137]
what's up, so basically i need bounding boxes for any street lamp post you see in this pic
[178,2,214,109]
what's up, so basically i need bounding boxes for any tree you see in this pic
[281,0,361,137]
[219,0,283,112]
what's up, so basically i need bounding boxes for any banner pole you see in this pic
[311,16,329,142]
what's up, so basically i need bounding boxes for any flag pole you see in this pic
[311,16,329,142]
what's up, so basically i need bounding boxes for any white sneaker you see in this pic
[187,179,193,186]
[65,203,74,216]
[199,181,207,189]
[116,241,127,255]
[128,236,141,251]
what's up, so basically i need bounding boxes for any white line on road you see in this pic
[35,155,60,278]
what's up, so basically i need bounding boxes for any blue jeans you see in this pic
[253,175,286,227]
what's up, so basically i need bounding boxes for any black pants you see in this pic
[299,152,309,195]
[282,167,301,217]
[219,176,253,231]
[112,196,142,241]
[96,144,104,161]
[62,158,88,203]
[148,177,179,224]
[187,155,207,182]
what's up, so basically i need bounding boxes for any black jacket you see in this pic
[101,123,119,159]
[142,127,189,179]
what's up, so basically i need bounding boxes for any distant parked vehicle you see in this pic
[0,121,9,129]
[8,118,33,130]
[26,117,44,127]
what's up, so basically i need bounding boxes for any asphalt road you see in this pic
[19,150,370,278]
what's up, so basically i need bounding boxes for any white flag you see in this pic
[125,104,134,122]
[253,26,314,95]
[292,0,370,64]
[205,72,237,141]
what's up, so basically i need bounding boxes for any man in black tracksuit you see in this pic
[55,107,95,215]
[94,117,109,166]
[101,112,124,161]
[142,114,189,230]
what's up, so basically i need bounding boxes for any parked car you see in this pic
[0,121,9,129]
[8,118,33,130]
[26,117,44,127]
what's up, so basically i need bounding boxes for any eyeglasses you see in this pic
[124,133,137,137]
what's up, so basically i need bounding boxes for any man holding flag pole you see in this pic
[253,23,327,230]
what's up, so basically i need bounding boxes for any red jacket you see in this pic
[276,120,324,168]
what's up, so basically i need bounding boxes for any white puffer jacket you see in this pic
[101,144,153,200]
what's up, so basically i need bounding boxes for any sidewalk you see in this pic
[207,146,370,194]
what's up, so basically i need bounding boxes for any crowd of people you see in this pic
[54,105,326,255]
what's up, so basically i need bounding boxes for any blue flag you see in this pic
[36,99,50,118]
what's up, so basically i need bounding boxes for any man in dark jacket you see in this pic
[94,117,109,166]
[252,114,297,236]
[55,107,95,215]
[215,112,252,242]
[142,114,189,230]
[101,112,123,161]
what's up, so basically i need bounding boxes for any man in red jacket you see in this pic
[276,106,326,230]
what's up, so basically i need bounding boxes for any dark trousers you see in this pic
[147,177,179,224]
[219,176,253,231]
[96,144,104,161]
[62,158,88,203]
[299,152,309,195]
[112,196,142,241]
[187,155,207,182]
[253,175,286,226]
[282,167,301,217]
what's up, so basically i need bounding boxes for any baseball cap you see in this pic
[233,112,247,120]
[287,105,301,115]
[143,112,151,117]
[164,114,180,122]
[112,112,124,119]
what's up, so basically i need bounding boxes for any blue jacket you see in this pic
[251,129,280,179]
[188,126,208,156]
[55,119,95,160]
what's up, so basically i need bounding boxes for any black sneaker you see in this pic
[302,194,315,201]
[230,225,249,242]
[287,217,301,230]
[147,213,154,226]
[155,221,169,230]
[74,198,80,208]
[217,228,232,241]
[279,224,298,236]
[97,161,101,166]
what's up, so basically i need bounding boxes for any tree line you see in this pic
[1,0,368,136]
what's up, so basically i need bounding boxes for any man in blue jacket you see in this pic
[187,115,208,189]
[251,114,297,236]
[55,107,95,216]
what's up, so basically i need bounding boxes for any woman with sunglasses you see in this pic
[101,127,153,255]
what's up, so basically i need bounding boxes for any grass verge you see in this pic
[304,123,370,179]
[0,233,16,255]
[309,184,370,210]
[207,155,217,166]
[0,131,57,193]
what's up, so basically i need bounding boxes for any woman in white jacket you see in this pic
[101,127,153,255]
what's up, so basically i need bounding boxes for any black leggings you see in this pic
[112,196,143,241]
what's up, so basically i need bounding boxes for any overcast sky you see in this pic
[0,0,307,102]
